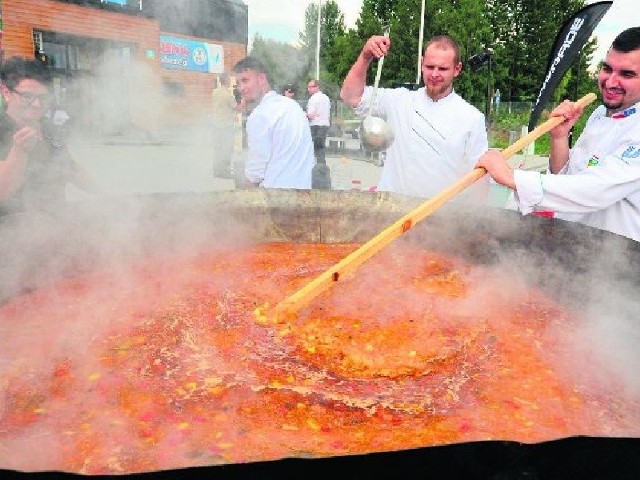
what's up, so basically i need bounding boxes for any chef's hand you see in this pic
[549,99,584,140]
[11,126,42,155]
[476,150,515,189]
[361,35,391,62]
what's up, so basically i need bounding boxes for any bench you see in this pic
[326,136,347,152]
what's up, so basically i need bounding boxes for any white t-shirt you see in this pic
[355,86,488,200]
[307,91,331,127]
[245,91,314,189]
[513,103,640,241]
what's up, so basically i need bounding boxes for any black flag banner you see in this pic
[528,1,612,132]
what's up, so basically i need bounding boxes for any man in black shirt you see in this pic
[0,57,96,216]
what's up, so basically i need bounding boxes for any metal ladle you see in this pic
[360,29,395,153]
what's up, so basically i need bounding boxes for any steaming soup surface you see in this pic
[0,242,638,474]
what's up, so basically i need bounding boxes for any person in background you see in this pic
[232,56,314,189]
[476,27,640,242]
[306,79,331,165]
[340,34,488,200]
[233,81,242,105]
[0,57,98,216]
[233,79,250,154]
[306,79,332,189]
[210,72,237,178]
[281,83,296,99]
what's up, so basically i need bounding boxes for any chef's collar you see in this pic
[611,105,638,119]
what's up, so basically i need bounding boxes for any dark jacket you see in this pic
[0,112,73,216]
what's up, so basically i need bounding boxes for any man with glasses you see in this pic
[0,57,97,216]
[281,84,295,99]
[306,80,330,162]
[306,79,331,189]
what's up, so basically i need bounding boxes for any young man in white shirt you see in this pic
[233,57,314,189]
[306,79,331,165]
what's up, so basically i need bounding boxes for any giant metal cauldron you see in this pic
[1,189,639,478]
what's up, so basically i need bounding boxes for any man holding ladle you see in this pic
[340,34,488,200]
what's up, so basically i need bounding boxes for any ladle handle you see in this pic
[274,92,597,318]
[367,27,390,118]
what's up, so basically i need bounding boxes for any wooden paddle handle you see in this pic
[274,92,598,317]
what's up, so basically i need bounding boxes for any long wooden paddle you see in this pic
[272,92,597,319]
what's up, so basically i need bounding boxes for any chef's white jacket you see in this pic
[355,86,488,200]
[246,91,314,189]
[513,103,640,242]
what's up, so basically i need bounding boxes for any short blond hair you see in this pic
[424,36,461,64]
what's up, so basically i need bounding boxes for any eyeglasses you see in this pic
[11,89,52,106]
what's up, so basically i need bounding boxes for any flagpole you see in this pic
[416,0,426,85]
[315,0,321,80]
[527,1,612,131]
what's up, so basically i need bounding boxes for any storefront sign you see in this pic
[160,36,224,73]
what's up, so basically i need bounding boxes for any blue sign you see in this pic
[160,36,224,73]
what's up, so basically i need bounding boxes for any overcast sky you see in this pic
[245,0,362,46]
[587,0,637,66]
[244,0,637,67]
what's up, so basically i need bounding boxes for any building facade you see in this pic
[0,0,248,133]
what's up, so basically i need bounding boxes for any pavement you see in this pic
[65,131,549,206]
[65,132,384,200]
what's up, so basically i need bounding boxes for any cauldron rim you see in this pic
[1,190,639,478]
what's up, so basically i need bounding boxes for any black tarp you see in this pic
[528,1,612,132]
[2,438,640,479]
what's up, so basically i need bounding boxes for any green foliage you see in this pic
[248,0,603,134]
[486,0,592,103]
[430,0,493,105]
[489,102,599,154]
[250,35,309,93]
[335,0,595,108]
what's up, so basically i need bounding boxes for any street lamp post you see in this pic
[416,0,425,85]
[468,48,494,127]
[315,0,321,80]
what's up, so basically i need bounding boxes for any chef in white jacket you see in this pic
[232,57,314,189]
[477,27,640,242]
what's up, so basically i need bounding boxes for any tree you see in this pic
[486,0,590,102]
[353,0,411,86]
[299,0,347,98]
[429,0,493,107]
[249,34,308,94]
[304,0,596,121]
[566,37,599,102]
[351,0,492,106]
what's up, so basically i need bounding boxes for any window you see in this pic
[163,81,185,97]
